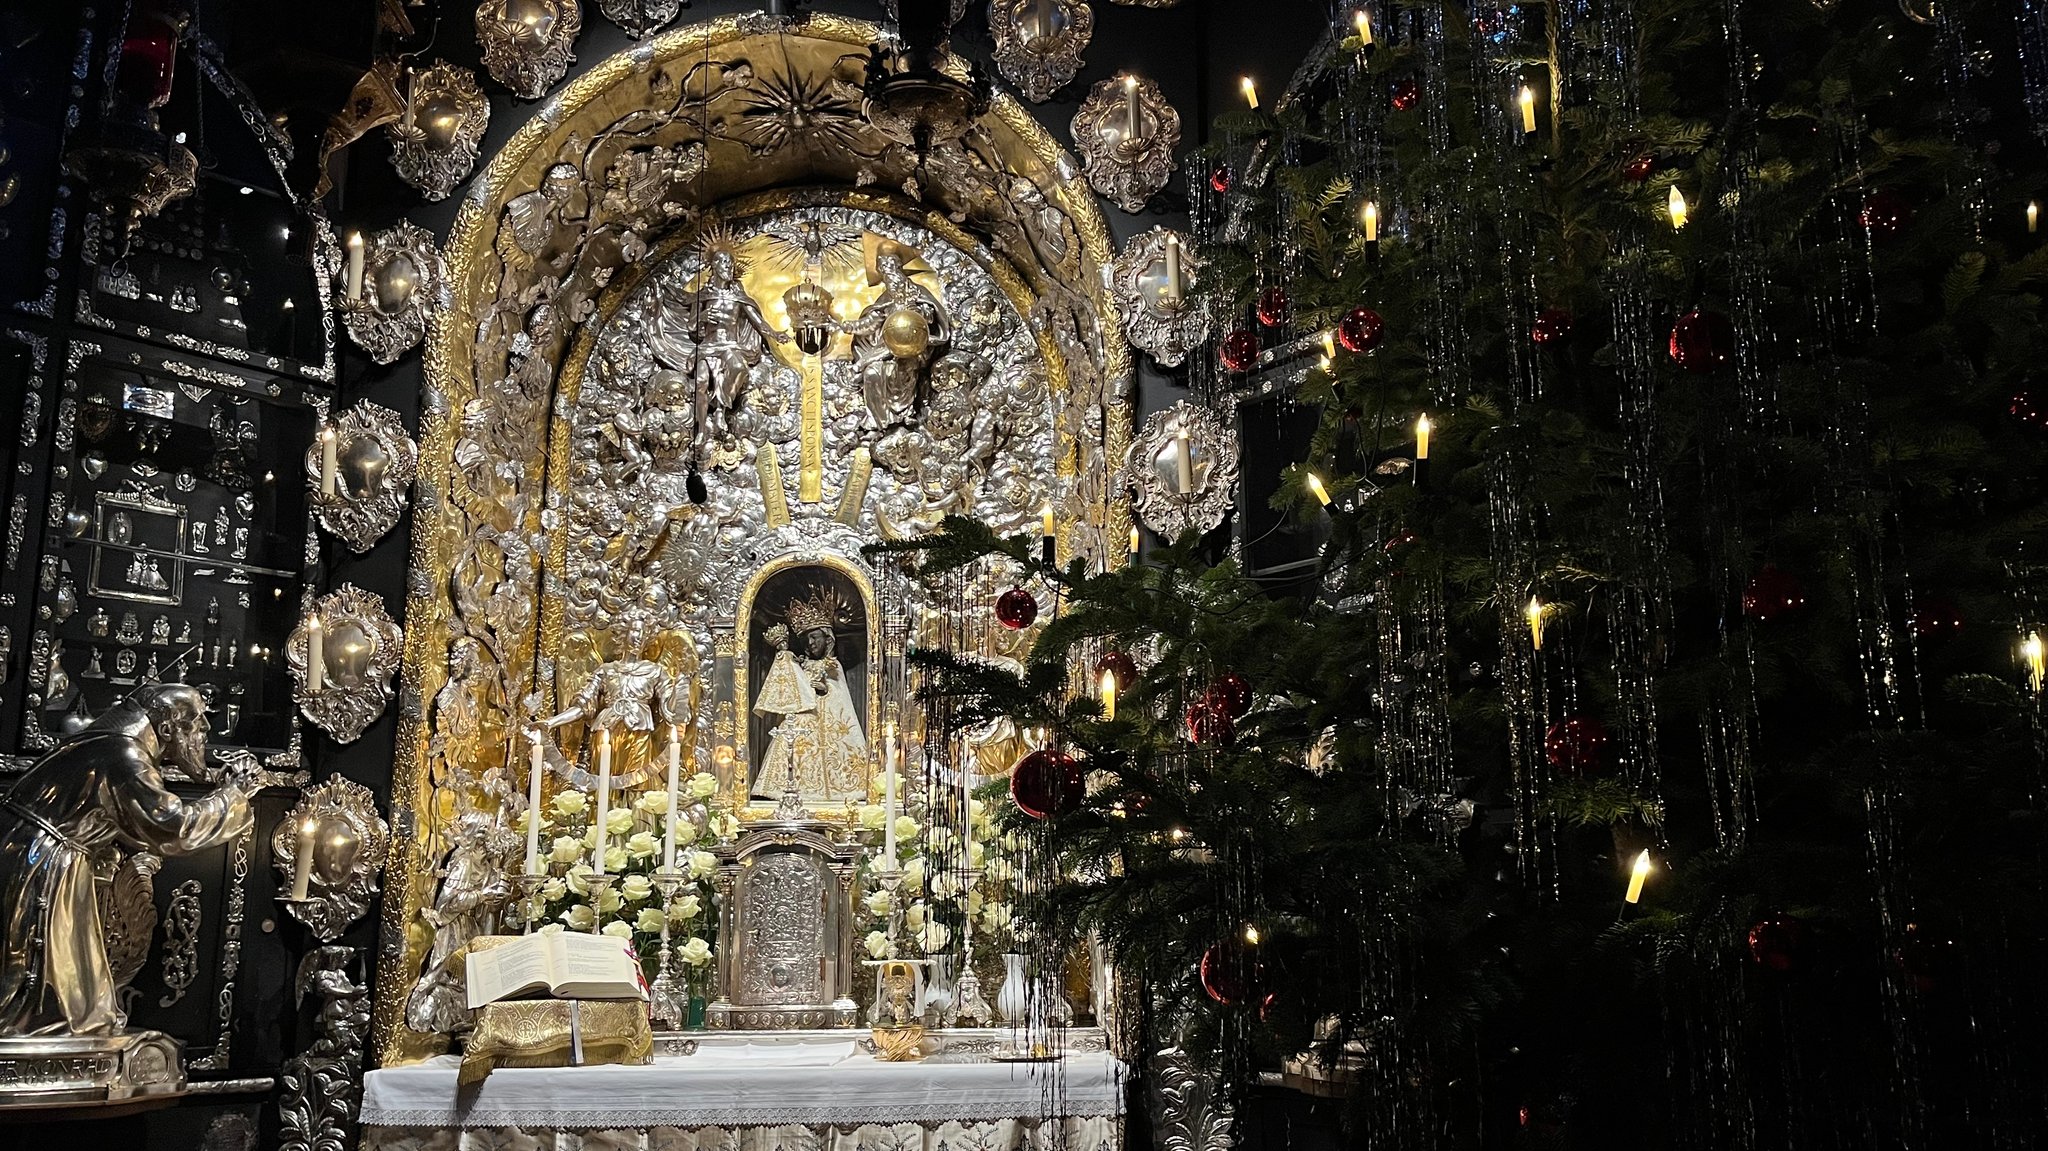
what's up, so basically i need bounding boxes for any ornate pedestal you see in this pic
[704,815,863,1030]
[0,1030,185,1108]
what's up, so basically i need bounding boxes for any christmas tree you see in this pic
[884,1,2048,1145]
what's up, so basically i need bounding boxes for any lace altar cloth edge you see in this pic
[360,1050,1127,1129]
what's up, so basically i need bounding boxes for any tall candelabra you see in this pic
[647,868,688,1030]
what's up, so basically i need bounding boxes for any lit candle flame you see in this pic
[1526,596,1545,650]
[2031,201,2040,234]
[1415,413,1432,461]
[2025,632,2045,693]
[1518,85,1536,135]
[1243,923,1261,945]
[1240,76,1259,110]
[1362,200,1379,243]
[1100,668,1117,721]
[1306,473,1331,507]
[1624,849,1652,904]
[1354,9,1372,46]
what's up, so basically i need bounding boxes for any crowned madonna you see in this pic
[753,586,868,802]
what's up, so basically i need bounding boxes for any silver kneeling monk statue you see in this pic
[0,684,257,1037]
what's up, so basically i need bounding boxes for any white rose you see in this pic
[635,789,671,816]
[980,902,1010,933]
[967,841,986,868]
[561,903,596,930]
[930,871,961,900]
[668,893,703,923]
[601,919,633,939]
[602,846,629,874]
[999,831,1024,853]
[924,827,955,853]
[858,805,887,831]
[541,878,568,901]
[864,930,893,959]
[550,835,584,865]
[679,937,713,967]
[605,807,636,836]
[901,857,925,888]
[966,888,984,915]
[514,809,549,837]
[904,902,928,931]
[689,772,720,800]
[582,826,602,850]
[626,831,659,860]
[620,873,654,902]
[552,791,589,819]
[596,886,626,914]
[539,922,565,936]
[712,814,742,841]
[565,864,594,895]
[688,850,717,880]
[918,921,951,953]
[893,815,920,842]
[864,889,892,917]
[636,908,668,933]
[984,858,1014,884]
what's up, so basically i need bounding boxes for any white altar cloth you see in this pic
[360,1048,1126,1130]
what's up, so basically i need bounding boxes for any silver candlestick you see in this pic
[951,864,993,1026]
[581,874,617,933]
[510,872,550,934]
[647,868,688,1029]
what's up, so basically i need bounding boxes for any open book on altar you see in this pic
[465,931,650,1009]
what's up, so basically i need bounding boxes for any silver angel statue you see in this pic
[646,230,789,461]
[0,685,258,1035]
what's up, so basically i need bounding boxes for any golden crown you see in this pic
[784,584,849,636]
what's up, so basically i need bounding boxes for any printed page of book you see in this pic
[552,933,648,1000]
[465,935,556,1008]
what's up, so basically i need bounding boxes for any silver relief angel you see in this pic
[847,235,952,433]
[541,617,694,788]
[648,228,790,462]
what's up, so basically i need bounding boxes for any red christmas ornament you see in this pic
[1208,672,1253,719]
[1531,308,1574,346]
[2011,382,2047,428]
[995,587,1039,630]
[1335,306,1385,354]
[1095,649,1138,689]
[1255,285,1291,328]
[1219,329,1260,373]
[1859,189,1913,240]
[1209,166,1234,194]
[1543,716,1610,775]
[1741,565,1807,622]
[1390,78,1420,112]
[1668,309,1735,374]
[1747,914,1805,973]
[1186,697,1235,746]
[1911,598,1964,642]
[1199,937,1263,1005]
[1384,527,1419,553]
[1622,153,1656,182]
[1010,749,1084,819]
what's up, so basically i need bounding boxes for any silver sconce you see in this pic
[990,0,1094,103]
[1121,400,1239,539]
[288,585,403,745]
[596,0,680,38]
[388,62,490,202]
[273,774,390,941]
[1111,226,1209,367]
[476,0,581,100]
[1070,72,1179,214]
[334,221,443,365]
[305,400,417,554]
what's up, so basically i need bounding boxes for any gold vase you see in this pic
[870,1023,926,1062]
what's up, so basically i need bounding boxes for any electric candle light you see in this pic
[1129,524,1141,555]
[1354,9,1372,47]
[662,725,681,873]
[344,232,365,302]
[2031,201,2040,234]
[1243,923,1261,945]
[1362,200,1379,243]
[1526,597,1546,650]
[289,815,315,901]
[524,729,544,875]
[1100,668,1117,721]
[320,427,338,498]
[1668,185,1689,230]
[1624,849,1652,904]
[1518,85,1536,135]
[306,613,325,692]
[1240,76,1259,110]
[2025,632,2046,693]
[1163,233,1183,303]
[1414,414,1432,460]
[1305,472,1331,507]
[1321,330,1337,360]
[1124,75,1141,141]
[1041,502,1056,563]
[592,727,612,876]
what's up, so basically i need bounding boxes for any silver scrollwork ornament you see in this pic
[388,63,490,202]
[990,0,1094,103]
[476,0,581,100]
[1070,72,1179,214]
[596,0,680,38]
[271,777,390,942]
[1121,400,1238,540]
[1112,226,1209,367]
[289,585,403,745]
[336,222,445,365]
[305,400,418,554]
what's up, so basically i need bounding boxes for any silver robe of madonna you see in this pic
[0,690,255,1036]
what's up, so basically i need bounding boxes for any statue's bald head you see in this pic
[133,684,210,773]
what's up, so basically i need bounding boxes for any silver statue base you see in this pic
[703,1000,859,1031]
[0,1030,185,1109]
